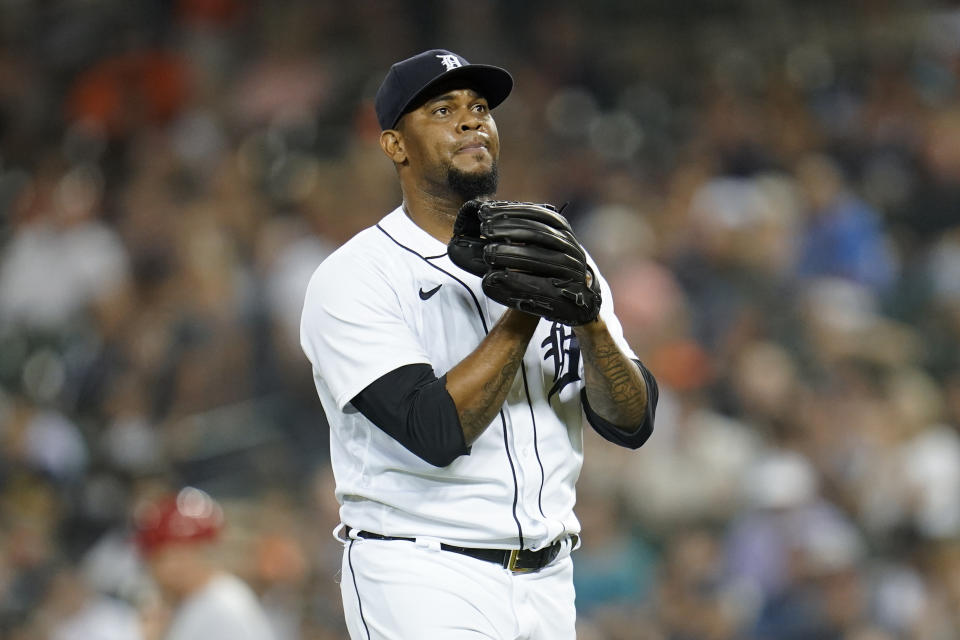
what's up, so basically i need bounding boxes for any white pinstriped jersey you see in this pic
[300,206,638,551]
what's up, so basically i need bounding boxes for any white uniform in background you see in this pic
[165,573,275,640]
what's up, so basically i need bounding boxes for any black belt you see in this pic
[347,528,570,573]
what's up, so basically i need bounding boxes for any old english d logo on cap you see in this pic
[436,54,463,71]
[374,49,513,130]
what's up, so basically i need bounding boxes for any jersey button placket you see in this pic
[509,411,545,533]
[501,407,532,536]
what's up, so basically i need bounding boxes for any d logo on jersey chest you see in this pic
[542,322,581,402]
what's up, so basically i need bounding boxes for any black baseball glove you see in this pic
[448,199,601,326]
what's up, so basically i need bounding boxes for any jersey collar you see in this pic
[378,206,450,258]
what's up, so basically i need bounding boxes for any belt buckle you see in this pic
[506,549,520,572]
[506,548,537,574]
[506,549,527,573]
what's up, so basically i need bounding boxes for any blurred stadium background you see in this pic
[3,0,960,638]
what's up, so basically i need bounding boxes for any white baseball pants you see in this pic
[340,536,577,639]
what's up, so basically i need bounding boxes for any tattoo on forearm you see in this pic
[459,407,485,443]
[581,339,647,428]
[460,342,527,443]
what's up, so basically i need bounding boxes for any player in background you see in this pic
[133,487,276,640]
[301,49,658,639]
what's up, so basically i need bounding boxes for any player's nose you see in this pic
[458,110,483,131]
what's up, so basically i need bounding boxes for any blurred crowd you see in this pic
[2,0,960,638]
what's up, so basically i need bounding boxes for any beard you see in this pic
[447,163,498,200]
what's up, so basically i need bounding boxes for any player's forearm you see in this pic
[445,310,540,444]
[574,318,648,431]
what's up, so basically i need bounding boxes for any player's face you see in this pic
[399,88,500,191]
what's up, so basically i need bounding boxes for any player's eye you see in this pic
[432,106,450,116]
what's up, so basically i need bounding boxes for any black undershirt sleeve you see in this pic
[581,359,657,449]
[350,363,470,467]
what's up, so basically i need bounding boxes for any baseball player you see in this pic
[300,49,657,639]
[133,487,276,640]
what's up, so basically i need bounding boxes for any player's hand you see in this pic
[448,200,601,326]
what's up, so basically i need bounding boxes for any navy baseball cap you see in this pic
[374,49,513,130]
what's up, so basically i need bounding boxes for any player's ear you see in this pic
[380,130,407,164]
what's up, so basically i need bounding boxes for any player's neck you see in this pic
[401,191,461,243]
